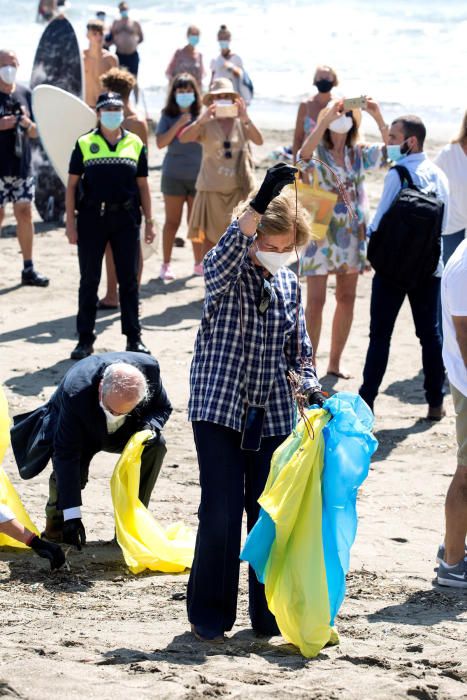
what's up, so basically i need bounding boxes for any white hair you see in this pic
[101,362,149,404]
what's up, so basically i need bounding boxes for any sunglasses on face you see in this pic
[223,140,232,159]
[258,277,272,315]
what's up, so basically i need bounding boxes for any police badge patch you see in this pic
[90,143,100,154]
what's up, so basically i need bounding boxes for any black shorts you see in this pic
[161,174,197,198]
[116,51,139,77]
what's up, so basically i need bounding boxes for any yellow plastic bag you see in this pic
[111,429,195,575]
[260,409,339,657]
[0,387,39,548]
[294,171,338,240]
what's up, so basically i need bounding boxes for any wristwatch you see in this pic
[145,217,155,225]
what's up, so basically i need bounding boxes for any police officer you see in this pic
[65,91,155,359]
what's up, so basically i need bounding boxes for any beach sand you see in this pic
[0,130,465,700]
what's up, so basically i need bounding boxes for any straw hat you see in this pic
[317,102,362,129]
[202,78,239,106]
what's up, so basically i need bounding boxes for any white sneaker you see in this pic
[159,263,175,281]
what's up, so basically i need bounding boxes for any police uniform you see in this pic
[68,122,147,351]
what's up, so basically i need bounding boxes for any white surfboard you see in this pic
[32,85,96,185]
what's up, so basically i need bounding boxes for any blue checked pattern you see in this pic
[188,221,320,436]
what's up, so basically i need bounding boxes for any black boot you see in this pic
[126,338,151,354]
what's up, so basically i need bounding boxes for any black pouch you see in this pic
[240,404,266,452]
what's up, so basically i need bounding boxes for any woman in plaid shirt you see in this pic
[187,164,325,642]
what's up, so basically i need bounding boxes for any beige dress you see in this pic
[188,119,255,244]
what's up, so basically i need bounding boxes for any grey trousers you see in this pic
[45,436,167,526]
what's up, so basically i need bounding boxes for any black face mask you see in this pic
[314,78,334,94]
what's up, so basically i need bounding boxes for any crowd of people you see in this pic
[0,2,466,646]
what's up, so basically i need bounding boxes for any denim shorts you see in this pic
[161,174,196,198]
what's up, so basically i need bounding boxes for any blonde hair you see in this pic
[234,187,312,247]
[313,64,338,88]
[452,110,467,145]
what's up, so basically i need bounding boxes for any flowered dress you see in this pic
[300,142,385,275]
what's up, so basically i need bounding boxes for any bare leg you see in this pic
[0,207,4,231]
[202,238,215,257]
[100,244,119,307]
[444,465,467,565]
[13,202,34,261]
[327,272,359,377]
[305,275,328,365]
[187,195,203,265]
[163,195,184,264]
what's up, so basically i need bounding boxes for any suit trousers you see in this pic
[359,272,445,410]
[46,434,166,525]
[76,207,141,344]
[187,420,286,636]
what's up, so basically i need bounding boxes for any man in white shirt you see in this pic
[437,239,467,587]
[360,115,449,419]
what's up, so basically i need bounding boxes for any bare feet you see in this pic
[326,368,352,380]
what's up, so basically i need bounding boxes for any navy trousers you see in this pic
[360,272,445,410]
[187,421,286,635]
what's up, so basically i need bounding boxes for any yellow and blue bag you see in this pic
[0,387,39,548]
[241,392,377,657]
[111,430,195,575]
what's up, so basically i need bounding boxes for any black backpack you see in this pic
[367,165,444,290]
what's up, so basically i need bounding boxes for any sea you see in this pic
[2,0,466,141]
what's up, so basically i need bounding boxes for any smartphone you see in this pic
[343,96,367,110]
[241,404,266,451]
[215,101,238,119]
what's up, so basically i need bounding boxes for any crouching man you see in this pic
[11,352,171,549]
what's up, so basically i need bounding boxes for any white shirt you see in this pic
[435,142,467,236]
[210,53,243,82]
[0,503,14,523]
[441,238,467,395]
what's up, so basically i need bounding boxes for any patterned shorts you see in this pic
[0,176,35,207]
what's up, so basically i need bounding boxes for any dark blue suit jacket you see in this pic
[11,352,172,509]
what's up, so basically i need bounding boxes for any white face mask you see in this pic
[255,245,293,275]
[99,399,127,425]
[0,65,17,85]
[329,114,353,134]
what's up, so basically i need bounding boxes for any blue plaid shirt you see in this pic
[188,221,320,436]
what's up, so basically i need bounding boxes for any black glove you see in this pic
[63,518,86,550]
[30,536,66,571]
[305,389,327,408]
[250,162,298,215]
[142,425,161,447]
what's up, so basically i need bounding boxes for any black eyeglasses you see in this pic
[258,277,272,315]
[223,140,232,159]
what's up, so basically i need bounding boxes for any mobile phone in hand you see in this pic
[343,96,367,110]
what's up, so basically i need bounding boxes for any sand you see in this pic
[0,129,466,700]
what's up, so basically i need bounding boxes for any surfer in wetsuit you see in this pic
[0,49,49,287]
[106,2,143,79]
[83,19,119,109]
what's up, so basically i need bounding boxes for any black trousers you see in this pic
[46,434,167,524]
[76,207,141,344]
[187,421,286,636]
[359,273,445,409]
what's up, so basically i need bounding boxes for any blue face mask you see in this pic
[120,10,129,18]
[219,40,230,50]
[175,92,195,109]
[387,140,410,162]
[100,110,124,130]
[188,34,199,47]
